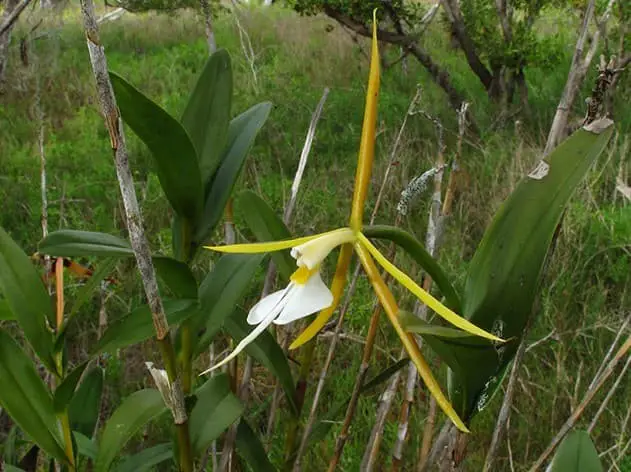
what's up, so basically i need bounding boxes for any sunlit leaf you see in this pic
[95,389,167,472]
[74,432,98,460]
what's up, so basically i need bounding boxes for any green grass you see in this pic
[0,4,630,471]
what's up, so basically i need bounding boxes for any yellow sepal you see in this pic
[354,243,469,433]
[203,229,348,254]
[357,233,504,343]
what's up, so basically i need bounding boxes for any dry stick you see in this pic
[264,88,330,446]
[78,2,192,470]
[589,314,631,390]
[529,333,631,471]
[391,110,446,472]
[230,0,258,92]
[218,89,329,471]
[0,0,31,36]
[482,339,527,472]
[587,353,631,433]
[199,0,217,54]
[543,0,617,155]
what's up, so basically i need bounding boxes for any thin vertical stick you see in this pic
[587,352,631,433]
[529,334,631,471]
[200,0,217,54]
[78,2,192,469]
[55,258,64,329]
[265,88,330,445]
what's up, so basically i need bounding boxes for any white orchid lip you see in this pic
[290,228,356,269]
[200,268,333,375]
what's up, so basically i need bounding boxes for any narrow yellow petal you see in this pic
[349,9,380,231]
[354,243,469,433]
[204,228,348,254]
[357,233,504,343]
[290,243,353,349]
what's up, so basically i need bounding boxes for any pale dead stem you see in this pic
[230,0,259,93]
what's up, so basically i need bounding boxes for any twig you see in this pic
[199,0,217,54]
[0,0,32,37]
[589,314,631,390]
[97,7,125,24]
[587,350,631,433]
[230,0,258,93]
[529,333,631,471]
[482,339,527,472]
[78,1,192,469]
[265,88,330,445]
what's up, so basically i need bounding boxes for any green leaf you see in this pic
[363,225,461,311]
[224,309,298,415]
[0,297,15,320]
[194,254,265,354]
[74,432,98,460]
[0,329,68,464]
[181,49,232,186]
[69,366,104,438]
[110,72,203,221]
[189,373,244,455]
[153,257,198,299]
[235,420,276,472]
[548,430,603,472]
[115,443,173,472]
[95,389,167,472]
[193,102,272,245]
[53,361,89,413]
[237,190,295,281]
[39,230,133,257]
[4,466,26,472]
[0,227,56,373]
[399,312,471,338]
[454,120,614,421]
[69,258,118,317]
[95,299,198,354]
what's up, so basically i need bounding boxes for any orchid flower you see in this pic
[200,11,503,432]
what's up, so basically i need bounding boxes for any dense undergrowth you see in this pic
[0,4,630,470]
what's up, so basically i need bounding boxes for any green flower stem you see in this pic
[362,225,462,312]
[60,411,76,470]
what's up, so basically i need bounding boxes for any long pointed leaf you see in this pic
[39,230,133,257]
[0,228,56,372]
[0,329,67,464]
[235,420,275,472]
[181,49,232,186]
[110,72,203,221]
[69,366,104,438]
[193,102,272,245]
[115,443,173,472]
[548,430,603,472]
[95,389,167,472]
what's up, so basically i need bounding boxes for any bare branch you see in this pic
[0,0,31,37]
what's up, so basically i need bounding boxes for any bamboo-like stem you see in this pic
[78,2,192,470]
[529,334,631,471]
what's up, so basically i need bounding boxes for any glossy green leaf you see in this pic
[115,443,173,472]
[363,225,462,311]
[193,102,272,245]
[0,227,56,372]
[69,258,118,318]
[453,120,614,421]
[74,432,98,460]
[195,254,265,354]
[95,389,167,472]
[548,430,603,472]
[237,190,295,281]
[153,257,198,299]
[39,230,133,257]
[235,420,275,472]
[189,373,244,455]
[181,49,232,186]
[69,366,104,438]
[53,361,89,413]
[110,72,203,221]
[0,329,68,464]
[95,299,198,354]
[224,309,298,415]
